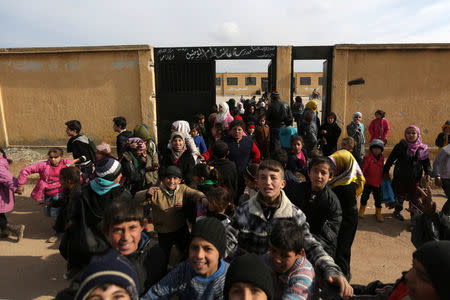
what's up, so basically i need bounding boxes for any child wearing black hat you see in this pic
[142,218,230,300]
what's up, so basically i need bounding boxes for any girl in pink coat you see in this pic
[369,110,391,144]
[0,149,25,242]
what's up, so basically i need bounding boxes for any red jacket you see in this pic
[362,152,384,187]
[369,118,390,143]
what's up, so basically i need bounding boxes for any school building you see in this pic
[0,44,448,151]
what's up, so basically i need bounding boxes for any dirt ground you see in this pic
[0,151,447,300]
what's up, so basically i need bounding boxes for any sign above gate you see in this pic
[155,46,277,62]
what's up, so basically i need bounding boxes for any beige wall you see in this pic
[276,46,292,104]
[0,45,155,146]
[294,72,323,96]
[216,72,267,96]
[331,44,450,148]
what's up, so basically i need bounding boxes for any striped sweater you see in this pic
[263,254,315,300]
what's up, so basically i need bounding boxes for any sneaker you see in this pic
[7,224,25,242]
[394,212,405,221]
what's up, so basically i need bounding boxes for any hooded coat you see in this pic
[319,113,342,156]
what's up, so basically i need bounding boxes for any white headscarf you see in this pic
[237,102,245,115]
[170,120,199,158]
[216,102,230,123]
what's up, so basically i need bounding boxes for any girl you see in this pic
[383,125,432,221]
[302,100,320,127]
[347,112,365,166]
[0,149,24,242]
[243,104,257,125]
[239,163,259,204]
[246,123,255,141]
[171,120,200,160]
[319,112,342,156]
[205,187,235,227]
[161,132,195,185]
[120,137,147,195]
[214,102,234,129]
[368,109,391,144]
[254,114,270,160]
[286,136,307,175]
[190,124,207,155]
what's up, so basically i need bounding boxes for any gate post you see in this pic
[276,46,292,104]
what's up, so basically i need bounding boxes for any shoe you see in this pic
[358,205,366,218]
[46,234,59,243]
[393,211,405,221]
[0,228,11,238]
[7,224,25,242]
[375,207,384,222]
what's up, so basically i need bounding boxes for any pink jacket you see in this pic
[214,113,235,129]
[369,118,390,143]
[362,152,384,187]
[18,159,71,201]
[0,157,18,213]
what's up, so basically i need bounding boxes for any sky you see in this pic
[1,0,450,72]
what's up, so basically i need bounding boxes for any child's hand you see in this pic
[147,187,159,196]
[418,185,436,216]
[16,186,24,195]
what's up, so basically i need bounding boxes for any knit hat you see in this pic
[224,253,274,300]
[353,112,362,119]
[191,217,226,258]
[163,165,183,178]
[126,137,146,150]
[95,157,122,181]
[96,142,112,155]
[413,240,450,300]
[75,249,139,300]
[369,139,384,151]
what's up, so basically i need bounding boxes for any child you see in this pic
[360,139,385,222]
[113,116,133,159]
[279,118,298,152]
[142,217,229,299]
[0,149,24,242]
[161,132,195,185]
[190,163,221,222]
[318,112,342,156]
[95,142,113,161]
[286,136,307,175]
[146,166,205,257]
[191,124,208,155]
[171,120,200,159]
[226,160,351,298]
[205,187,235,227]
[246,122,255,140]
[384,125,432,221]
[224,253,273,300]
[215,102,235,129]
[239,163,258,204]
[18,147,71,242]
[264,220,315,300]
[299,110,318,154]
[368,110,390,144]
[120,137,147,195]
[133,124,160,188]
[340,137,355,153]
[209,141,238,198]
[65,120,96,176]
[346,112,365,166]
[254,114,270,160]
[193,113,207,138]
[435,120,450,150]
[433,144,450,202]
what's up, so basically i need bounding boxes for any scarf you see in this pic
[294,150,306,169]
[328,149,366,196]
[90,177,120,196]
[405,125,429,160]
[170,131,186,163]
[216,102,230,123]
[305,100,319,113]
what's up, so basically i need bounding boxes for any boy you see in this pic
[65,120,97,176]
[224,253,273,300]
[291,157,342,258]
[264,220,314,300]
[142,218,229,299]
[146,166,205,257]
[279,118,298,153]
[113,116,133,159]
[226,160,352,298]
[298,110,318,154]
[254,114,270,160]
[360,139,385,221]
[209,141,238,198]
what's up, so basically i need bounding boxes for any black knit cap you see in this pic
[163,165,183,178]
[191,217,226,258]
[224,253,274,300]
[413,240,450,300]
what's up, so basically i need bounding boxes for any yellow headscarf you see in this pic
[305,100,319,113]
[328,149,366,196]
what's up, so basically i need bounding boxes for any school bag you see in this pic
[381,179,396,206]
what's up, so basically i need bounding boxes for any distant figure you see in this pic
[368,110,390,144]
[292,96,304,126]
[113,116,133,159]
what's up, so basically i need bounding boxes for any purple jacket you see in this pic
[18,159,71,201]
[0,157,18,213]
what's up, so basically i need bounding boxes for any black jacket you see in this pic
[210,158,238,198]
[120,151,146,195]
[116,130,133,158]
[266,99,292,128]
[67,134,96,165]
[318,117,342,156]
[291,182,342,257]
[160,148,195,185]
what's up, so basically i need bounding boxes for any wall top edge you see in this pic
[0,44,153,55]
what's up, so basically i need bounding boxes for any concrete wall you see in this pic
[293,72,323,96]
[0,45,155,146]
[276,46,292,104]
[331,44,450,148]
[216,72,267,96]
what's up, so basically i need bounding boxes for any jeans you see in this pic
[269,127,281,154]
[360,184,382,208]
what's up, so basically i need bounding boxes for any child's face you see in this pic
[188,236,220,278]
[405,258,439,300]
[353,115,362,123]
[291,140,303,154]
[191,128,199,137]
[406,128,418,142]
[107,220,142,255]
[163,176,182,190]
[327,116,335,124]
[341,141,353,152]
[87,284,131,300]
[308,163,332,192]
[257,169,286,202]
[231,126,244,141]
[375,112,382,119]
[171,137,184,151]
[65,127,77,137]
[371,147,382,157]
[48,153,62,167]
[228,282,267,300]
[199,118,205,124]
[269,244,303,274]
[259,118,266,126]
[219,106,224,113]
[248,128,255,134]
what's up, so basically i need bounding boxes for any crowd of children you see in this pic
[1,92,449,300]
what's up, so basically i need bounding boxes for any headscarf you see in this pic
[405,125,429,160]
[328,149,366,196]
[126,137,146,151]
[353,112,362,119]
[171,120,200,157]
[305,100,319,113]
[170,131,186,162]
[237,102,245,115]
[216,102,230,123]
[96,142,112,155]
[327,112,337,124]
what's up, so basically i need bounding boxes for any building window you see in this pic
[245,77,256,85]
[261,77,268,91]
[227,77,238,85]
[318,77,323,86]
[216,77,221,86]
[300,77,311,85]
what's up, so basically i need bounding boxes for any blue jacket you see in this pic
[193,135,208,154]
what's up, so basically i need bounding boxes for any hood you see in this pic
[74,134,90,145]
[133,124,151,141]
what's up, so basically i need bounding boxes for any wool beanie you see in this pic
[413,240,450,300]
[191,217,226,258]
[224,253,274,300]
[75,249,139,300]
[369,139,384,151]
[95,157,122,181]
[163,165,183,178]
